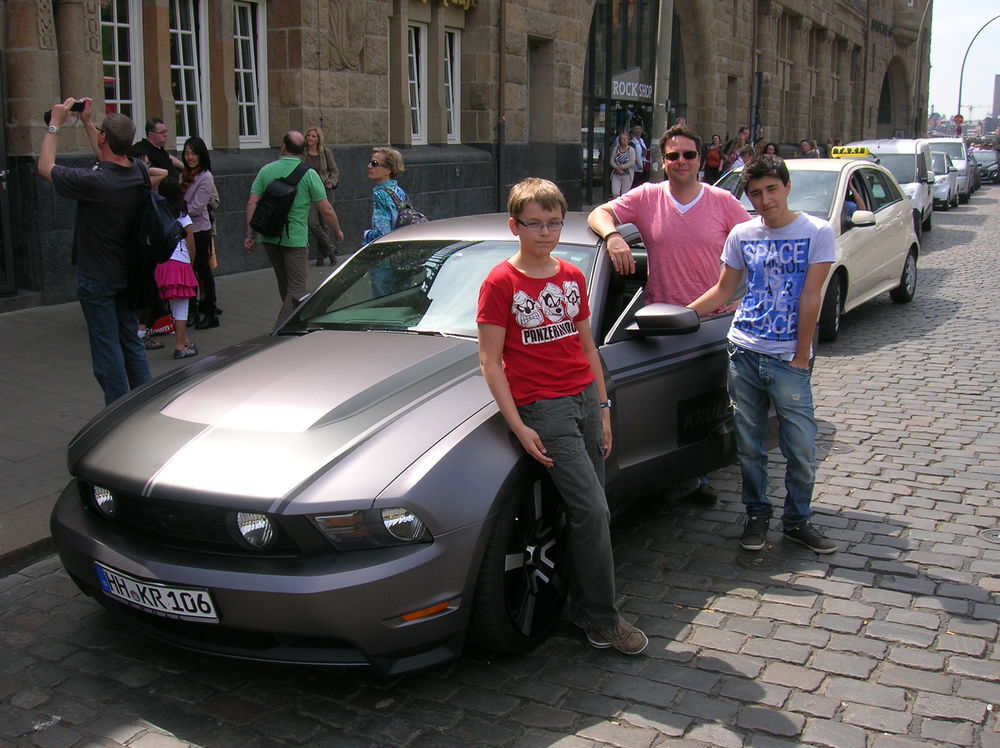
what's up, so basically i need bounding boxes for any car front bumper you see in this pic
[50,481,483,674]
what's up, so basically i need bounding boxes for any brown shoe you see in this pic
[142,335,164,350]
[580,618,648,655]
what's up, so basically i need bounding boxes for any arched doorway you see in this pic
[876,58,909,138]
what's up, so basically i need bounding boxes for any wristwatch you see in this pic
[47,125,59,134]
[599,399,613,409]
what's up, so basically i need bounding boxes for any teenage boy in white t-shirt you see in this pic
[689,155,838,554]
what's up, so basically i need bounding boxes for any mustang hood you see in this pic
[70,332,489,507]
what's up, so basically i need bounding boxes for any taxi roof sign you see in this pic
[831,145,872,159]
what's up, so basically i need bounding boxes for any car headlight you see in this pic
[233,511,277,550]
[311,508,432,550]
[91,485,117,518]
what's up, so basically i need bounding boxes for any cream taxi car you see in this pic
[717,151,919,342]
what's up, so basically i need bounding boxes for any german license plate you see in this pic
[94,563,218,623]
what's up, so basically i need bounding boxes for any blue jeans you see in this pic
[517,382,618,629]
[77,274,152,405]
[728,343,816,528]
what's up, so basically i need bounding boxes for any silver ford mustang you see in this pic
[51,213,742,674]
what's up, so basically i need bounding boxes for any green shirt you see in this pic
[250,156,327,247]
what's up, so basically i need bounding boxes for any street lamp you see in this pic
[957,12,1000,131]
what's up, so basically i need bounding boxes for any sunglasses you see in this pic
[369,159,386,168]
[664,151,700,162]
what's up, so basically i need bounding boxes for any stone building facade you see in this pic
[0,0,930,306]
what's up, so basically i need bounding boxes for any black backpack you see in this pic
[249,162,309,237]
[133,161,186,265]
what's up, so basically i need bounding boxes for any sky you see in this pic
[927,0,1000,120]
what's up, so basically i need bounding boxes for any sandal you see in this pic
[143,335,164,350]
[173,345,198,360]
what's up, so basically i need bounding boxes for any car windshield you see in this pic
[282,239,598,338]
[874,154,916,184]
[931,152,949,174]
[933,142,965,161]
[716,169,839,218]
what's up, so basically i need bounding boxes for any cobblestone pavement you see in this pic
[1,191,999,747]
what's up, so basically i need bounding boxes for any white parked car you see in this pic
[844,139,934,239]
[930,151,959,209]
[716,158,919,342]
[927,138,971,203]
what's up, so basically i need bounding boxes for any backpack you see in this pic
[249,162,309,237]
[379,186,429,229]
[133,161,186,266]
[705,146,722,170]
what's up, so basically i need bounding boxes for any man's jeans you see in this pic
[728,343,816,528]
[77,274,152,406]
[517,382,619,629]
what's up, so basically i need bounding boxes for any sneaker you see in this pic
[783,522,838,554]
[740,515,770,551]
[142,335,164,350]
[579,618,648,655]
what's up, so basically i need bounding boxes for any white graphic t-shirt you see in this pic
[722,212,836,358]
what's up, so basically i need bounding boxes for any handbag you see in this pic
[209,237,218,270]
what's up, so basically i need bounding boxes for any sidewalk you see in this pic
[0,261,339,571]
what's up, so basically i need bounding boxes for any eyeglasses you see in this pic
[153,129,168,135]
[515,219,564,232]
[369,160,386,168]
[664,151,700,162]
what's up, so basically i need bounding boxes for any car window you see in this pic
[931,152,947,174]
[932,141,966,161]
[284,240,598,338]
[860,168,900,212]
[876,154,916,184]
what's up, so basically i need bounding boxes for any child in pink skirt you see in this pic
[154,177,199,359]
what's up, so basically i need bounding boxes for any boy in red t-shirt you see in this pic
[476,178,647,655]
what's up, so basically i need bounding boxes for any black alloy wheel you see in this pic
[469,474,569,652]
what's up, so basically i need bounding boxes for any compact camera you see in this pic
[43,99,85,126]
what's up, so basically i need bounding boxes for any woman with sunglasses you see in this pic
[363,147,409,244]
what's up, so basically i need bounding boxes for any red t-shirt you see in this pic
[477,259,594,406]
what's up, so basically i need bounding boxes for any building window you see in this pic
[444,29,461,143]
[169,0,208,145]
[101,0,143,120]
[234,0,268,147]
[407,24,427,144]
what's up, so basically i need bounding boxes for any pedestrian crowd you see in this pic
[40,94,839,659]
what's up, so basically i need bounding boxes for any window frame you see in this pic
[100,0,145,123]
[443,28,461,144]
[169,0,211,148]
[407,22,428,145]
[233,0,269,148]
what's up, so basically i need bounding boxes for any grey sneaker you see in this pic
[581,618,648,655]
[740,515,770,551]
[783,522,837,554]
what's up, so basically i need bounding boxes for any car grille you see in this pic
[79,483,303,557]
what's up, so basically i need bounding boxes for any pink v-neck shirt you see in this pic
[610,182,751,305]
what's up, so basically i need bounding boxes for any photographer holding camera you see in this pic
[38,97,153,405]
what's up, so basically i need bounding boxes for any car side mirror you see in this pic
[626,303,701,337]
[948,165,957,173]
[850,210,876,227]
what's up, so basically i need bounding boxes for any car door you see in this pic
[857,167,911,292]
[589,248,734,502]
[835,166,884,308]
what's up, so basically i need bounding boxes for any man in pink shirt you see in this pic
[587,123,750,504]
